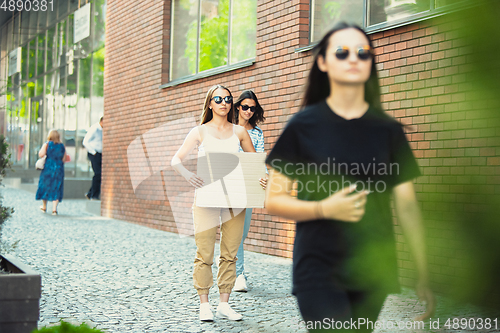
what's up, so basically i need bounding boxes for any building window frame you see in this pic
[164,0,257,88]
[302,0,473,53]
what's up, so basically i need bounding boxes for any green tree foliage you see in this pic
[92,47,105,97]
[229,0,257,63]
[93,0,106,52]
[186,0,230,73]
[325,0,345,21]
[173,0,256,78]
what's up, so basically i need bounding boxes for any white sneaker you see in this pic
[199,303,214,322]
[234,274,248,292]
[217,302,242,321]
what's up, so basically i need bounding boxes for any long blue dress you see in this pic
[36,141,65,202]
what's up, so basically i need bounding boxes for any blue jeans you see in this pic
[236,208,252,277]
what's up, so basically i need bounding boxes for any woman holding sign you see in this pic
[265,23,435,332]
[171,85,256,322]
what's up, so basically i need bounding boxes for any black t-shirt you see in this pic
[266,100,421,295]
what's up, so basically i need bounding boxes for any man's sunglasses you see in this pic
[335,46,373,61]
[211,96,233,104]
[240,105,256,112]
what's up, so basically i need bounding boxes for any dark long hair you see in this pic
[302,22,383,113]
[233,90,265,129]
[200,85,234,125]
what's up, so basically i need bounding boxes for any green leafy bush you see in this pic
[32,321,105,333]
[0,135,14,232]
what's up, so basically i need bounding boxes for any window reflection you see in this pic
[368,0,431,26]
[310,0,364,43]
[230,0,257,64]
[171,0,199,79]
[1,0,106,176]
[170,0,257,81]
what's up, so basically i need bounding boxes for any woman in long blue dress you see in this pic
[36,130,67,215]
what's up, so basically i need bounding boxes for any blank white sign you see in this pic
[195,152,266,208]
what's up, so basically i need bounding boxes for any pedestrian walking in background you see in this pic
[171,85,257,322]
[83,117,103,200]
[36,130,67,215]
[233,90,267,292]
[265,23,435,332]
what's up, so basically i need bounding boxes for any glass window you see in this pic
[45,70,59,130]
[26,81,35,99]
[46,69,59,96]
[1,27,7,59]
[66,59,77,96]
[8,80,26,166]
[48,0,58,27]
[92,47,104,100]
[170,0,257,81]
[198,0,229,72]
[70,0,79,13]
[77,10,93,58]
[36,76,44,96]
[170,0,199,79]
[77,55,91,175]
[13,15,20,51]
[64,60,78,164]
[38,9,48,31]
[6,20,13,53]
[79,55,91,100]
[53,73,65,132]
[0,56,6,91]
[435,0,461,7]
[28,11,38,40]
[230,0,257,64]
[91,46,104,124]
[47,25,57,70]
[20,11,30,45]
[55,19,68,71]
[67,15,74,46]
[7,74,21,120]
[94,0,106,51]
[58,0,69,20]
[21,44,28,80]
[29,39,36,79]
[37,33,46,75]
[368,0,431,26]
[310,0,364,43]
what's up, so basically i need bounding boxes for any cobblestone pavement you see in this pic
[2,186,498,333]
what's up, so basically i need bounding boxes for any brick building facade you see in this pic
[102,0,499,296]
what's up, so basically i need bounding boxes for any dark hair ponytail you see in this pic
[302,22,383,114]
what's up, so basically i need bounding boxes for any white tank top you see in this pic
[197,124,241,155]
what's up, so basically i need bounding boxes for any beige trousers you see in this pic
[192,204,246,295]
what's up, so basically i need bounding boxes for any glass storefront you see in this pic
[0,0,106,177]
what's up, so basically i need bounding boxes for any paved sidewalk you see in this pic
[1,186,498,332]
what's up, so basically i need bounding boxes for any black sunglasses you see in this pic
[335,46,373,61]
[211,96,233,104]
[240,104,256,112]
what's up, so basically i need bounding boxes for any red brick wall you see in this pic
[103,0,499,291]
[372,11,500,293]
[103,0,312,259]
